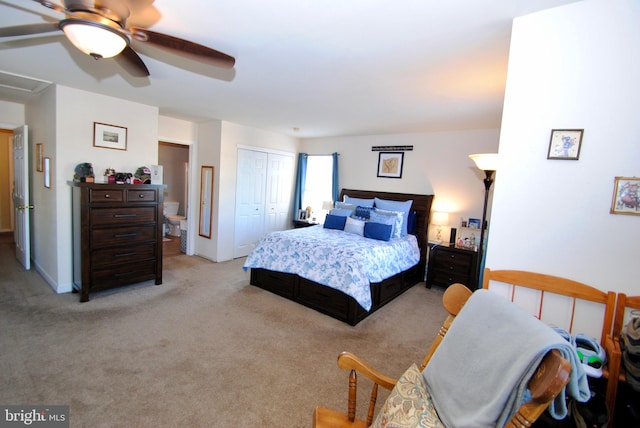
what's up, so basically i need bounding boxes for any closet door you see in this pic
[264,153,293,234]
[234,149,267,258]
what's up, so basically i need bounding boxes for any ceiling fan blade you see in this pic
[0,23,60,38]
[33,0,67,14]
[130,28,235,69]
[115,46,150,77]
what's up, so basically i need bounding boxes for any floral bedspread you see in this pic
[243,225,420,311]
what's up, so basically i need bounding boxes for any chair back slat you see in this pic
[483,268,615,345]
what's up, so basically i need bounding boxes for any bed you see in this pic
[244,189,434,325]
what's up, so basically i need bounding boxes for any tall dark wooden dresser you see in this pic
[71,183,165,302]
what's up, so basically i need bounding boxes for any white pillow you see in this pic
[344,217,365,236]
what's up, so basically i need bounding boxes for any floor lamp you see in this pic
[469,153,498,288]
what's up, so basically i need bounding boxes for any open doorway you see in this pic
[159,141,190,257]
[0,129,15,234]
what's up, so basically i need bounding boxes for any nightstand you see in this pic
[426,244,478,290]
[293,220,319,228]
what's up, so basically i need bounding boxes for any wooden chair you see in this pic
[603,293,640,426]
[482,269,617,423]
[313,283,572,428]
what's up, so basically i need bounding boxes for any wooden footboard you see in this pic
[250,263,422,325]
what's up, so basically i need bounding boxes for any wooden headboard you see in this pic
[339,189,435,279]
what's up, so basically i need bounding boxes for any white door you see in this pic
[264,153,293,234]
[13,125,30,270]
[234,149,267,258]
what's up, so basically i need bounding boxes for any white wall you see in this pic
[486,0,640,295]
[217,122,300,262]
[302,129,500,240]
[0,100,25,127]
[25,85,159,293]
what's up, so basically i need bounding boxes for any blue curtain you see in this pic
[332,152,339,203]
[293,153,307,218]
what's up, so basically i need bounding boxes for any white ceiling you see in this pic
[0,0,580,138]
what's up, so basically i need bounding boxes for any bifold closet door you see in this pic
[234,149,267,258]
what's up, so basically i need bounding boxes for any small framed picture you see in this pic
[298,209,307,220]
[610,176,640,216]
[468,218,481,229]
[547,129,583,160]
[93,122,127,150]
[377,152,404,178]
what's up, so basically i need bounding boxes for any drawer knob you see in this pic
[138,194,145,198]
[104,194,111,198]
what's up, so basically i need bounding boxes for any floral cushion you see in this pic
[371,364,444,428]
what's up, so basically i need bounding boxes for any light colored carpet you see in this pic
[0,238,447,427]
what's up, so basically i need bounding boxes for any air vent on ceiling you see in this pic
[0,70,51,94]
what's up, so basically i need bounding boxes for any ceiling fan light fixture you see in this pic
[61,21,128,59]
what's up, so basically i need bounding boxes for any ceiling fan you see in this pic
[0,0,235,77]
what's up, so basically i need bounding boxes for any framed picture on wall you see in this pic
[610,176,640,216]
[93,122,127,150]
[547,129,583,160]
[377,152,404,178]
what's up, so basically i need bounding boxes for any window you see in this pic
[302,155,333,215]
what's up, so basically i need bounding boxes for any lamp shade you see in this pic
[431,211,449,226]
[321,201,334,210]
[61,21,128,58]
[469,153,499,171]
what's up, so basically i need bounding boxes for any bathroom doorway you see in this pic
[159,141,190,257]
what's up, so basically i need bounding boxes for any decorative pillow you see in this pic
[374,198,413,237]
[354,205,375,220]
[371,363,444,428]
[344,217,365,236]
[330,208,353,217]
[344,195,375,207]
[407,210,417,235]
[364,222,393,241]
[371,209,403,239]
[323,214,347,230]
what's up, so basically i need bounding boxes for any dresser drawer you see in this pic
[430,270,471,288]
[90,189,124,203]
[91,225,157,247]
[127,189,157,203]
[432,249,473,271]
[91,243,157,268]
[90,260,157,291]
[91,207,156,226]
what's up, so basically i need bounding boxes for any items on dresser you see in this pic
[426,243,478,290]
[71,183,165,302]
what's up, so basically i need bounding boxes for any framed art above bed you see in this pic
[245,189,434,325]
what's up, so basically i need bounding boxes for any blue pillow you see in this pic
[323,214,347,230]
[407,210,417,235]
[354,205,375,220]
[334,202,357,216]
[344,196,375,207]
[374,197,413,237]
[364,222,393,241]
[329,208,353,217]
[370,209,402,239]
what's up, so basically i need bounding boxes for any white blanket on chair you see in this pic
[423,289,590,428]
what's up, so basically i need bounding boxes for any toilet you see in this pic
[164,201,186,237]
